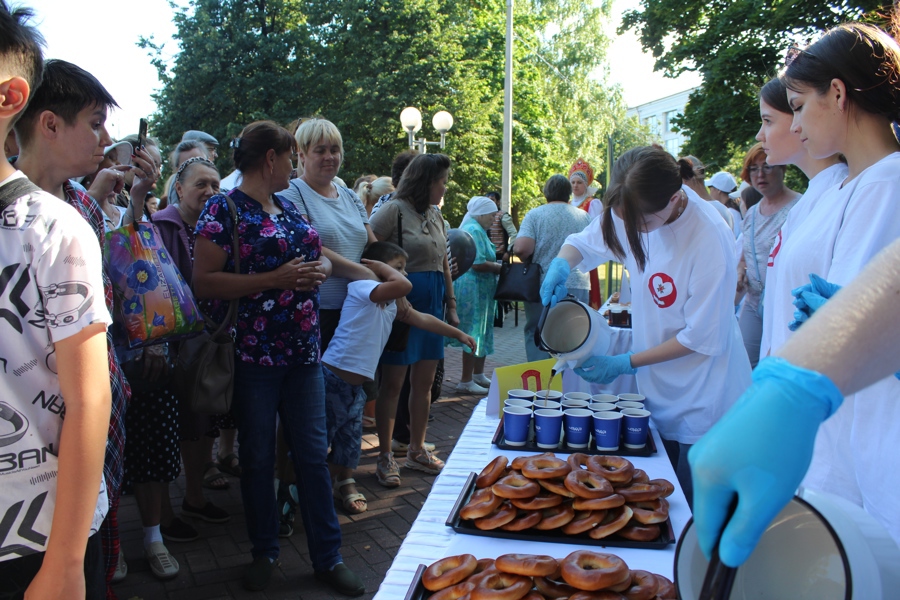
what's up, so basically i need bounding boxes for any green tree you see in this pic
[620,1,886,170]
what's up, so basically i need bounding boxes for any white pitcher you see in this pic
[534,296,613,375]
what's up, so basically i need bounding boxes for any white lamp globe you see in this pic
[400,107,422,134]
[432,111,454,134]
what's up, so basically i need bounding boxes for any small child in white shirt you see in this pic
[322,242,474,513]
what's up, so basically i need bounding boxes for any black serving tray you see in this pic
[446,473,675,550]
[404,564,428,600]
[492,418,657,457]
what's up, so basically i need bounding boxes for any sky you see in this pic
[31,0,701,138]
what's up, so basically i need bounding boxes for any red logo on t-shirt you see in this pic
[768,230,782,267]
[648,273,677,308]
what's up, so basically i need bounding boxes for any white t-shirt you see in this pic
[759,162,847,360]
[564,186,751,443]
[761,154,900,545]
[0,172,111,560]
[321,279,397,381]
[518,203,591,292]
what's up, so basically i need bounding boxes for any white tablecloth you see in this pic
[372,399,691,599]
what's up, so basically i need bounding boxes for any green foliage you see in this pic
[620,1,886,176]
[143,0,652,225]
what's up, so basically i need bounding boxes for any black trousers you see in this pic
[0,532,104,600]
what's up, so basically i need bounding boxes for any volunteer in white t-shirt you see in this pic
[541,146,752,506]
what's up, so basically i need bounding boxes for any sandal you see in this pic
[217,452,242,477]
[333,478,367,514]
[202,462,229,490]
[361,415,377,430]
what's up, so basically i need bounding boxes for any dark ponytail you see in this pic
[677,157,697,181]
[601,146,682,272]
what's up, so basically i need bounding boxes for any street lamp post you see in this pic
[400,107,454,153]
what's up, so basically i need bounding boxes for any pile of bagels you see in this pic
[459,453,673,542]
[421,551,676,600]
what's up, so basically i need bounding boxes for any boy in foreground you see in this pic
[0,3,111,598]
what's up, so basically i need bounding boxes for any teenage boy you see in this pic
[12,59,157,589]
[322,242,474,498]
[0,3,111,598]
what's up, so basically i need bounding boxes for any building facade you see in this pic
[626,87,697,157]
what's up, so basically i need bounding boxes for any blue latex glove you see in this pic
[540,257,571,307]
[688,357,843,567]
[573,352,636,384]
[788,273,842,331]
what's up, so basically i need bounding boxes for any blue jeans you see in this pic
[232,361,342,570]
[323,365,366,469]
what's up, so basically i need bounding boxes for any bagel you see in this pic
[499,509,543,531]
[653,574,677,599]
[495,553,558,578]
[422,554,478,591]
[647,478,675,498]
[492,473,541,499]
[559,550,630,592]
[460,488,504,520]
[588,505,634,539]
[533,575,578,599]
[630,468,649,484]
[564,469,615,499]
[474,503,518,530]
[567,452,591,471]
[511,452,553,471]
[470,572,532,600]
[510,491,563,510]
[586,456,634,483]
[533,502,575,530]
[616,483,662,503]
[476,456,509,489]
[617,521,660,542]
[430,581,475,600]
[466,564,499,587]
[537,478,576,498]
[572,494,625,511]
[568,592,627,600]
[622,570,659,600]
[562,509,605,535]
[630,498,669,525]
[521,455,571,480]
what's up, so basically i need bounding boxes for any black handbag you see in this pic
[494,256,543,303]
[384,208,411,352]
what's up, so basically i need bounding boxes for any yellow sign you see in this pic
[486,358,565,417]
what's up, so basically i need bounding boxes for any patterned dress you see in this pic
[446,220,497,357]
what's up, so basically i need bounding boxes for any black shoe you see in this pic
[315,562,365,597]
[243,556,277,591]
[160,517,199,542]
[181,501,231,524]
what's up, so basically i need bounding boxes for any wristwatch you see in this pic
[0,401,29,447]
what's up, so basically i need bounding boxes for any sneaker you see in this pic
[181,500,231,524]
[391,439,436,456]
[145,541,179,580]
[277,481,298,538]
[111,548,127,583]
[405,447,444,475]
[376,452,401,488]
[160,517,199,543]
[315,562,365,597]
[243,556,278,591]
[472,373,492,388]
[455,380,488,394]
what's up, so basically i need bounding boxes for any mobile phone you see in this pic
[137,118,148,149]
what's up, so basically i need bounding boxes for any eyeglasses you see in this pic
[748,164,777,175]
[784,43,815,68]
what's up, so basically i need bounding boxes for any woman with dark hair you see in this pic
[754,76,846,361]
[540,146,751,505]
[739,184,762,216]
[192,121,364,595]
[369,153,458,487]
[735,142,801,366]
[736,22,900,545]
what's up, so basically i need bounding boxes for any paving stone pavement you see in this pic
[114,305,528,600]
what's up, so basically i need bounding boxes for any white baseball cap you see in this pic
[705,171,738,193]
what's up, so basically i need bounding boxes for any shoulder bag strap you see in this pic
[219,193,241,331]
[0,178,42,210]
[397,207,403,248]
[290,180,310,217]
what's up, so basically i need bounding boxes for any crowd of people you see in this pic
[2,2,900,599]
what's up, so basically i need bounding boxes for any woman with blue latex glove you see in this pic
[758,20,900,535]
[787,273,842,330]
[690,237,900,564]
[539,256,572,308]
[551,146,752,504]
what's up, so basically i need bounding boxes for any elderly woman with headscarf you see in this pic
[569,159,603,309]
[446,196,502,393]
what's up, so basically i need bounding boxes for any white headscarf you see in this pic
[460,195,498,228]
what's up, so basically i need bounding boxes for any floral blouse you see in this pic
[196,189,322,366]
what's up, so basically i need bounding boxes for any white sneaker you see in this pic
[472,373,492,388]
[456,380,488,394]
[145,541,180,579]
[112,548,127,583]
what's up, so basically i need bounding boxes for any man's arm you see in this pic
[27,322,110,599]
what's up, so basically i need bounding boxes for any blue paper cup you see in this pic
[617,393,646,403]
[531,399,561,411]
[533,409,564,449]
[621,408,651,449]
[564,408,594,449]
[588,402,617,413]
[616,400,645,412]
[534,390,563,403]
[508,389,536,400]
[592,393,619,404]
[563,392,593,403]
[504,398,533,409]
[502,406,533,447]
[561,398,590,409]
[592,411,624,451]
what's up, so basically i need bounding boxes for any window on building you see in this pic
[664,110,680,133]
[645,115,661,137]
[665,137,680,156]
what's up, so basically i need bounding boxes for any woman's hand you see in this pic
[86,166,128,202]
[269,258,315,291]
[294,260,328,291]
[127,146,160,217]
[446,306,460,327]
